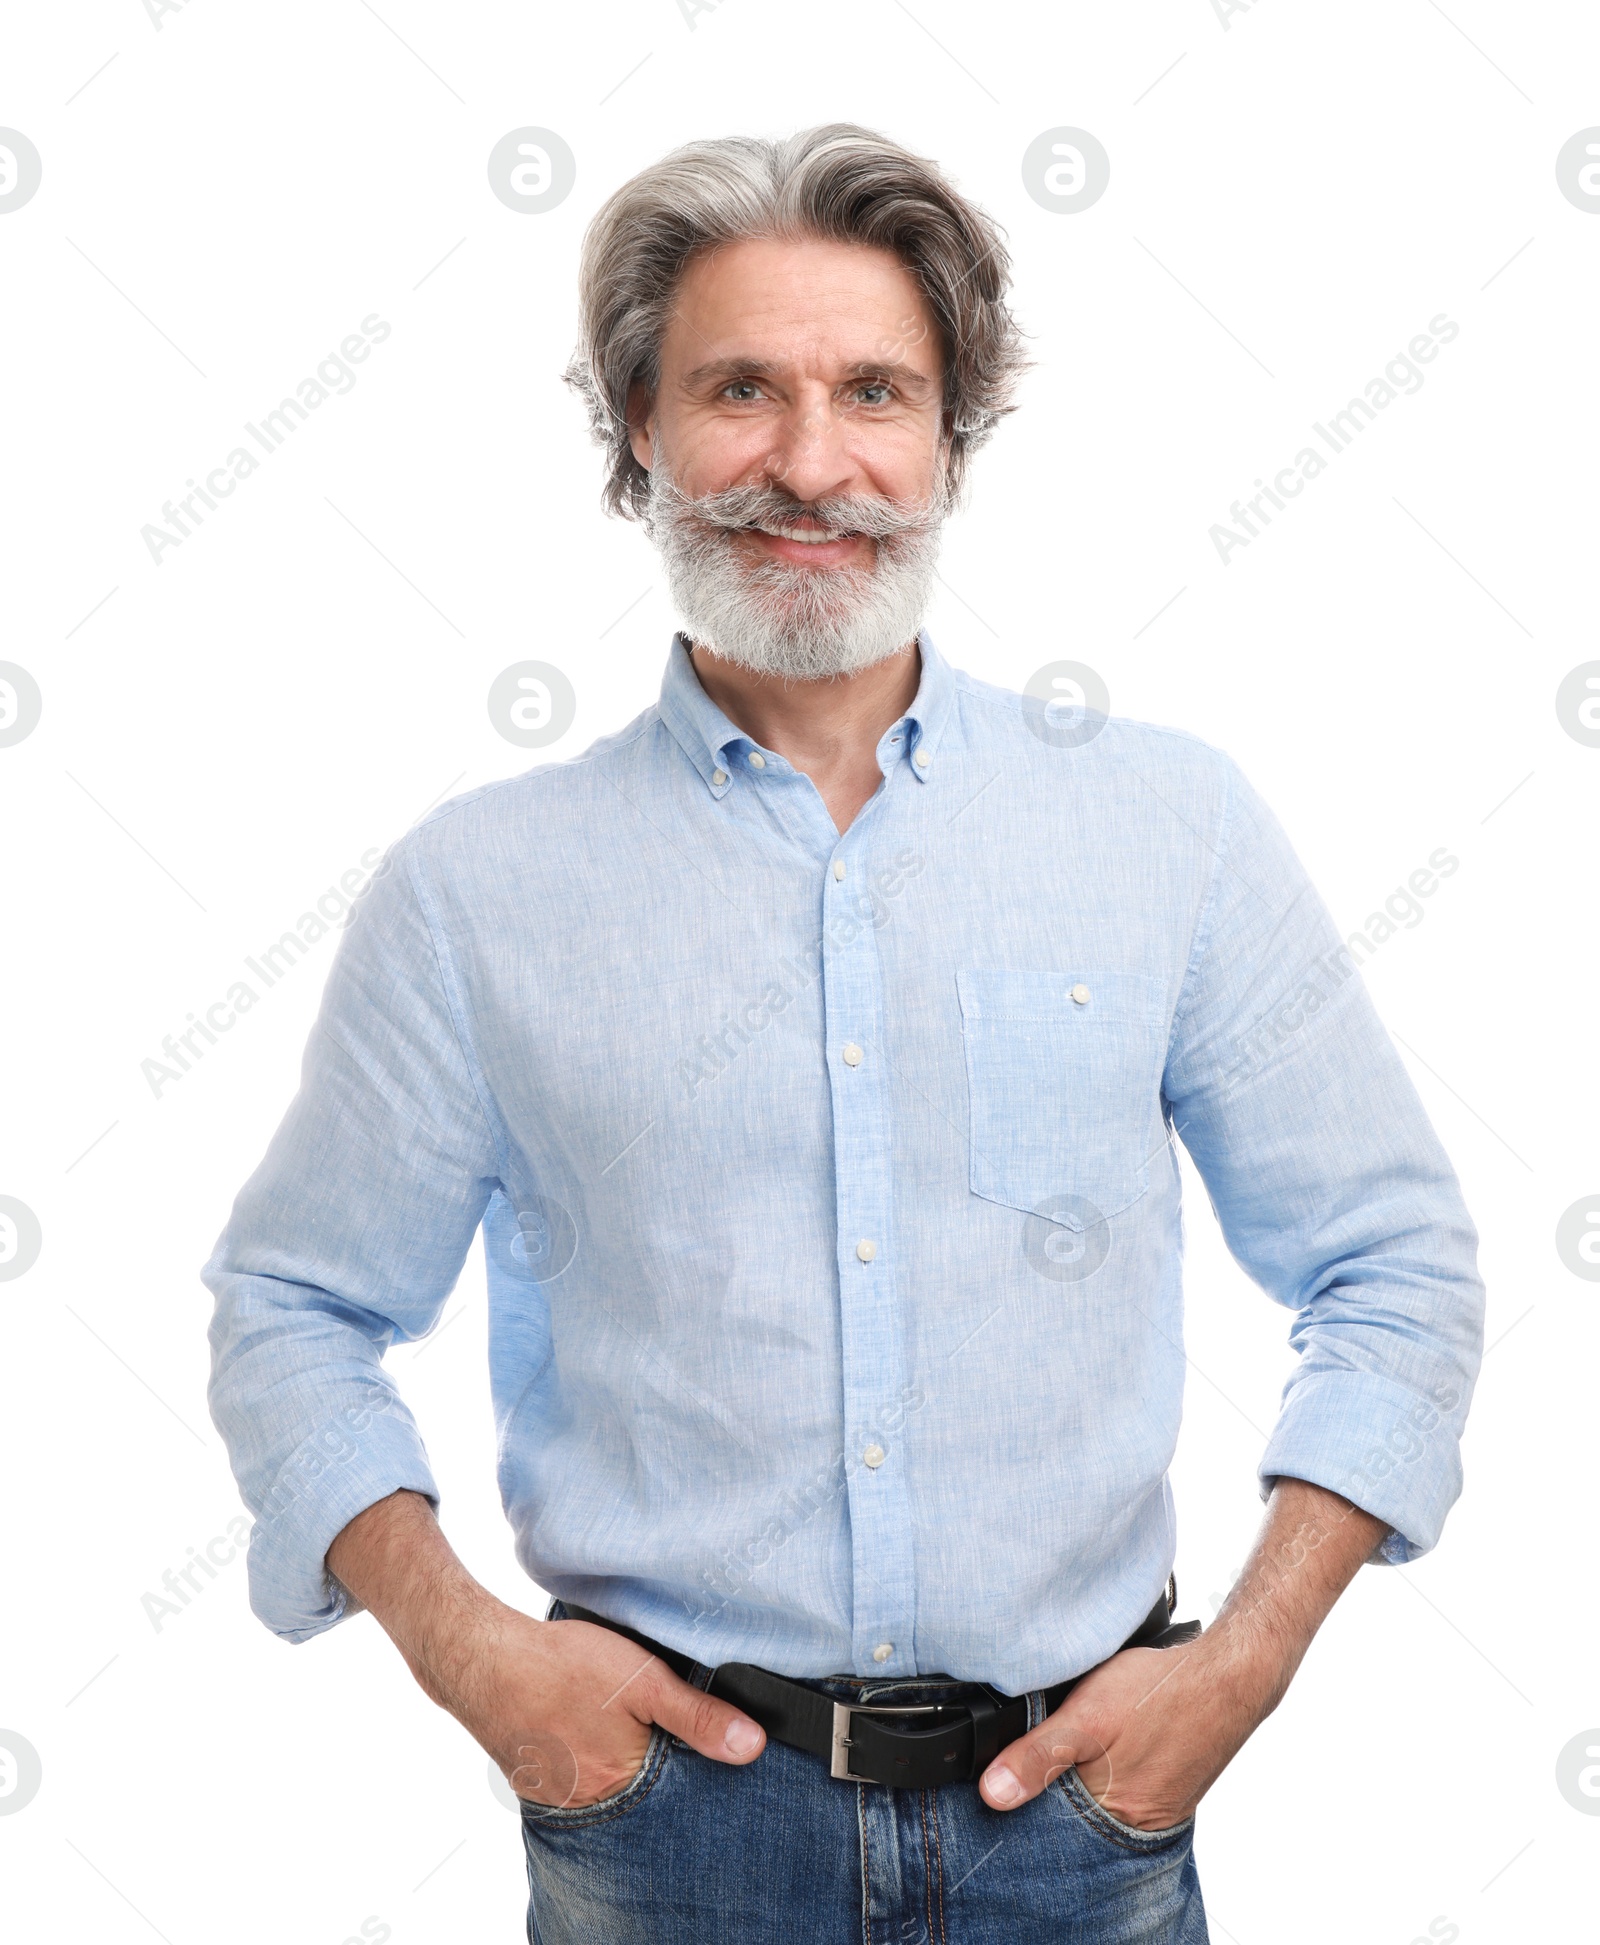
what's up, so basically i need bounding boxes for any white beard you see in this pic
[646,469,947,682]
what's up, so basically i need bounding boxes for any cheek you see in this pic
[659,412,778,494]
[849,417,944,496]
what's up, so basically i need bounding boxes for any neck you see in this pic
[688,637,923,836]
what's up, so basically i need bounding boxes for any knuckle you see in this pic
[627,1668,668,1722]
[682,1689,725,1746]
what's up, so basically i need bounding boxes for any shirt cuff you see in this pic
[244,1396,440,1643]
[1257,1366,1467,1566]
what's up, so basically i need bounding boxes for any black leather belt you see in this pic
[559,1581,1201,1790]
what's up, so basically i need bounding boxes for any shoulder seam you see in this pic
[396,844,512,1184]
[409,712,663,839]
[1165,751,1239,1066]
[948,671,1231,760]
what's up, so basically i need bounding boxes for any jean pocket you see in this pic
[1058,1764,1195,1850]
[957,969,1168,1229]
[517,1725,673,1831]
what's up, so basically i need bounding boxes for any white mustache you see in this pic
[656,478,942,545]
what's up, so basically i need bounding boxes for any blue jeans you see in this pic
[521,1602,1208,1944]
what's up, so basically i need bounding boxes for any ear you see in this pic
[626,381,656,473]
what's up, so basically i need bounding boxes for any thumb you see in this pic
[644,1665,767,1767]
[979,1708,1097,1812]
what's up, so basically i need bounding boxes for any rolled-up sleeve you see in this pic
[203,836,501,1641]
[1162,757,1484,1564]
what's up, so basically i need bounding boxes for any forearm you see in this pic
[1205,1475,1389,1710]
[326,1489,509,1702]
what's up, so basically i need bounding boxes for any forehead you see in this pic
[663,234,939,375]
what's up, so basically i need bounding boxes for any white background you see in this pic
[2,1,1597,1939]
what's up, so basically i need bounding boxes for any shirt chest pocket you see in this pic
[956,969,1170,1229]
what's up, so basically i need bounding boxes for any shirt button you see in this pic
[855,1238,876,1263]
[711,769,728,787]
[1071,983,1090,1004]
[872,1643,893,1663]
[832,859,846,881]
[748,751,766,769]
[863,1444,886,1468]
[914,749,931,769]
[842,1043,863,1068]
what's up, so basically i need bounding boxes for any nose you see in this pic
[762,384,858,507]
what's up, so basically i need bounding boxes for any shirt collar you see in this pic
[658,630,958,797]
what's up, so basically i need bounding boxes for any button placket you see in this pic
[821,832,917,1676]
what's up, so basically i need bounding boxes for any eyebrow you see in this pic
[680,356,937,395]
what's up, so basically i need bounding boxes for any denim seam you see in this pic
[857,1781,873,1945]
[934,1787,949,1945]
[917,1790,935,1945]
[519,1725,671,1832]
[1056,1768,1195,1853]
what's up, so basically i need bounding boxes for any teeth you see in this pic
[754,524,845,544]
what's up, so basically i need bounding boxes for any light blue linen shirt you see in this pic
[204,634,1483,1692]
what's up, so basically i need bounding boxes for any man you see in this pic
[205,126,1483,1944]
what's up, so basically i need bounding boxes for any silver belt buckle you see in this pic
[829,1700,946,1782]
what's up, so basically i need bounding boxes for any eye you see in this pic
[854,382,893,405]
[722,379,765,402]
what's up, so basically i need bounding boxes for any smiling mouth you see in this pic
[744,523,861,546]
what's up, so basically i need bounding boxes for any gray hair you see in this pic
[565,124,1027,519]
